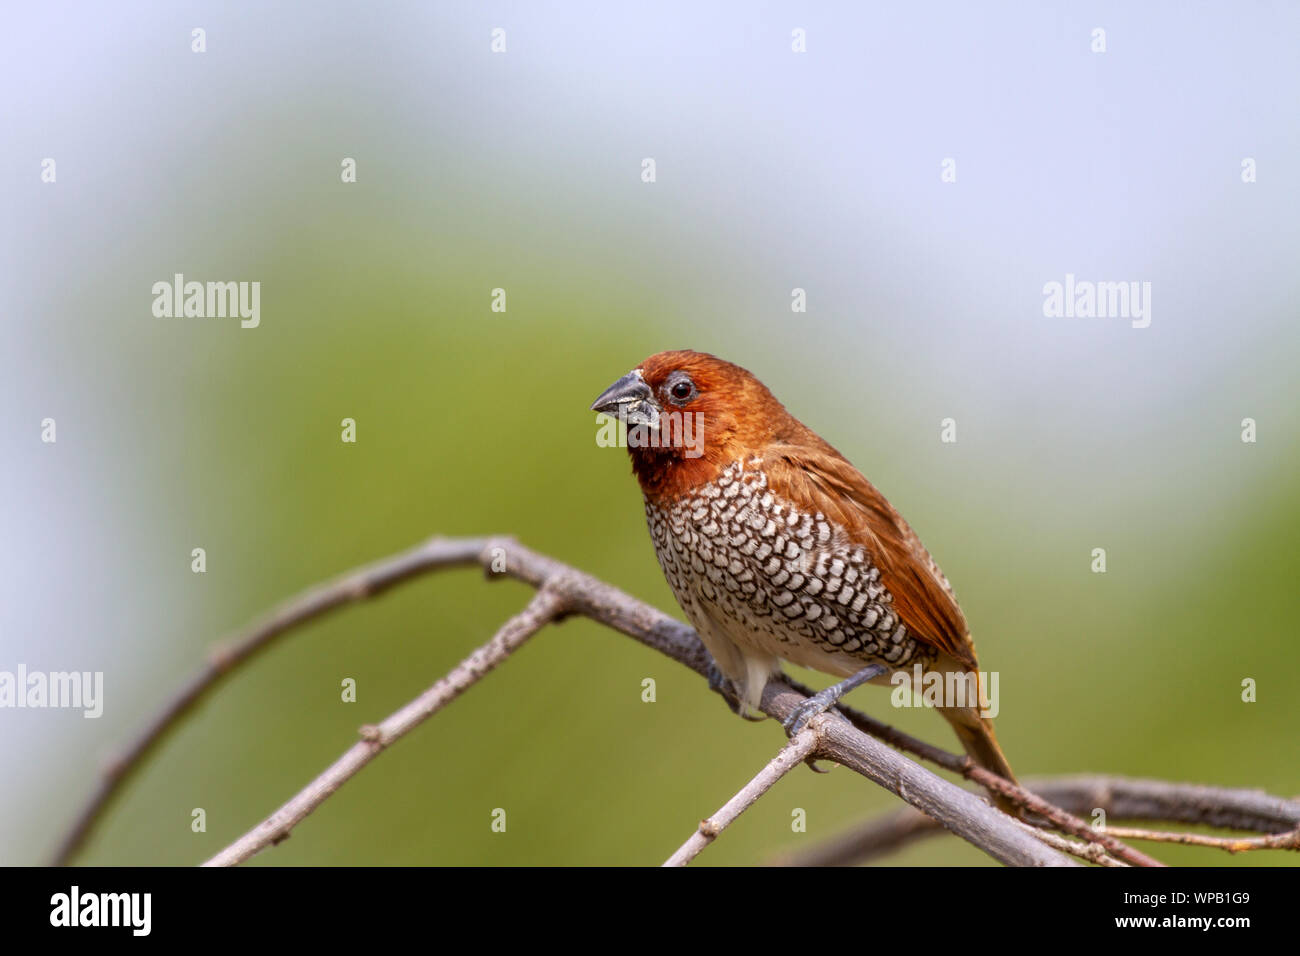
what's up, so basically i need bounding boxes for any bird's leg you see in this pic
[782,663,889,736]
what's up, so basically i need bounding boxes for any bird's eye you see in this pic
[670,380,693,402]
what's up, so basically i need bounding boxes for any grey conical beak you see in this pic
[590,369,660,427]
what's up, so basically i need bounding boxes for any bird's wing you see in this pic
[764,444,978,669]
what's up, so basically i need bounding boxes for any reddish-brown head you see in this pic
[591,350,807,500]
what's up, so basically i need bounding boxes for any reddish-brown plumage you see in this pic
[594,349,1018,799]
[629,350,975,667]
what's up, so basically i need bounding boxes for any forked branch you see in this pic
[50,535,1300,868]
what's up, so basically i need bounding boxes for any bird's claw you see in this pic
[782,691,838,737]
[707,663,767,721]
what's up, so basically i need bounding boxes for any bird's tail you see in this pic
[939,706,1021,816]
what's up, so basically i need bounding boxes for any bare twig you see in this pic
[51,534,1290,868]
[1034,775,1300,835]
[663,724,823,867]
[1095,825,1300,853]
[774,776,1300,866]
[768,799,946,866]
[197,537,1072,866]
[203,585,568,867]
[755,682,1078,865]
[785,684,1164,868]
[1018,822,1127,867]
[52,536,497,866]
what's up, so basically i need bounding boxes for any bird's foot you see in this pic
[782,663,889,737]
[782,688,842,737]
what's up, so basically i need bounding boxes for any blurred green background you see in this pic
[3,3,1297,866]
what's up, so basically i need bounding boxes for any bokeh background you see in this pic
[3,2,1297,866]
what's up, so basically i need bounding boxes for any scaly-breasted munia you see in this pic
[592,350,1018,805]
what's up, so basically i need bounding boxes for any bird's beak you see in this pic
[590,369,660,428]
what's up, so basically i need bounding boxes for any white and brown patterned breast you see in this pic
[645,458,934,679]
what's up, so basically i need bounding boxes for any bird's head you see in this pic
[590,350,798,498]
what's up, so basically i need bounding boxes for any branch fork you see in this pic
[48,535,1300,869]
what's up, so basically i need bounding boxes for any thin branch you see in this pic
[203,585,567,867]
[754,681,1078,866]
[52,534,1289,868]
[774,776,1300,867]
[52,536,495,866]
[1035,775,1300,834]
[769,799,946,866]
[1018,822,1127,867]
[198,536,1072,866]
[786,683,1164,868]
[1095,825,1300,853]
[663,724,823,867]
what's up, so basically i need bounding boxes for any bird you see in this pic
[590,349,1019,809]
